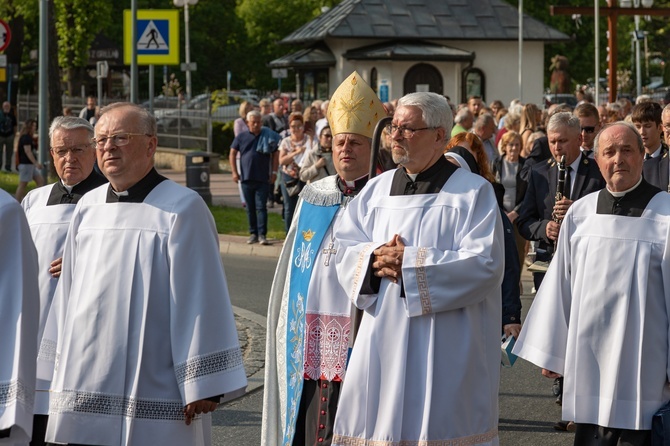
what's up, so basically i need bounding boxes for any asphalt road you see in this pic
[214,253,576,445]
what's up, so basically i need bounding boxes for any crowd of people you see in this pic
[3,76,670,446]
[256,80,670,446]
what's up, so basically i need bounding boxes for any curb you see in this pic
[233,306,268,395]
[219,234,283,259]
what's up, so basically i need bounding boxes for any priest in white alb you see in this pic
[0,188,39,445]
[38,103,247,446]
[331,92,504,445]
[513,121,670,445]
[21,116,107,446]
[262,72,386,446]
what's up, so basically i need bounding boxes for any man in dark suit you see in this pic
[517,112,605,291]
[521,104,573,179]
[642,103,669,192]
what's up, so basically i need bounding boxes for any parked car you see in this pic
[141,95,182,110]
[544,93,578,109]
[155,93,257,131]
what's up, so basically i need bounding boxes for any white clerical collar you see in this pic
[406,173,419,181]
[607,176,643,197]
[112,189,130,197]
[60,179,81,193]
[342,174,368,187]
[649,145,662,158]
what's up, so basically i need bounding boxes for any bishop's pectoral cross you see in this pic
[322,241,337,266]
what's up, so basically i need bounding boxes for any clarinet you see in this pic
[552,155,567,254]
[529,156,567,273]
[554,155,566,212]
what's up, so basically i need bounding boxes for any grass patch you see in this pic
[1,171,286,239]
[0,170,42,196]
[209,205,286,240]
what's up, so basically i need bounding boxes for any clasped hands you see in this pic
[372,234,405,284]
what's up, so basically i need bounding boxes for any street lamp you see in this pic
[173,0,198,100]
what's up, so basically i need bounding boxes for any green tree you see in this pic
[236,0,340,91]
[509,0,670,96]
[54,0,112,95]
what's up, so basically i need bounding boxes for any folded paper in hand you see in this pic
[501,335,517,368]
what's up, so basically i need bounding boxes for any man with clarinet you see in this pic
[517,112,605,289]
[516,111,605,431]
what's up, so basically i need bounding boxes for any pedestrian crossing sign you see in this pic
[124,10,179,65]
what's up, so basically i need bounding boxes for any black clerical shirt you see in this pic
[47,171,107,205]
[336,175,369,198]
[596,179,661,217]
[390,155,457,196]
[105,168,168,203]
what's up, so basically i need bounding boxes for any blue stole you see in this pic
[282,200,340,446]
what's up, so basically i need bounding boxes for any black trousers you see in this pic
[573,423,651,446]
[30,414,48,446]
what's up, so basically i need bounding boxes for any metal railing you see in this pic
[15,93,226,152]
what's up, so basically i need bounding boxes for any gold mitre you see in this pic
[327,71,386,138]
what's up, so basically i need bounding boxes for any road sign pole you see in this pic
[38,0,48,178]
[184,2,192,99]
[131,0,138,103]
[6,64,12,101]
[149,64,155,114]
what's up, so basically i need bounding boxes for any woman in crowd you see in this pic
[519,103,540,157]
[234,101,255,137]
[15,119,45,202]
[492,131,527,270]
[233,101,255,207]
[299,125,334,184]
[445,132,495,184]
[495,105,521,149]
[489,99,504,123]
[302,105,319,137]
[279,112,314,231]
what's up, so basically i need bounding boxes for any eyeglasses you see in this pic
[385,123,434,139]
[92,133,151,149]
[51,144,91,158]
[580,126,596,134]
